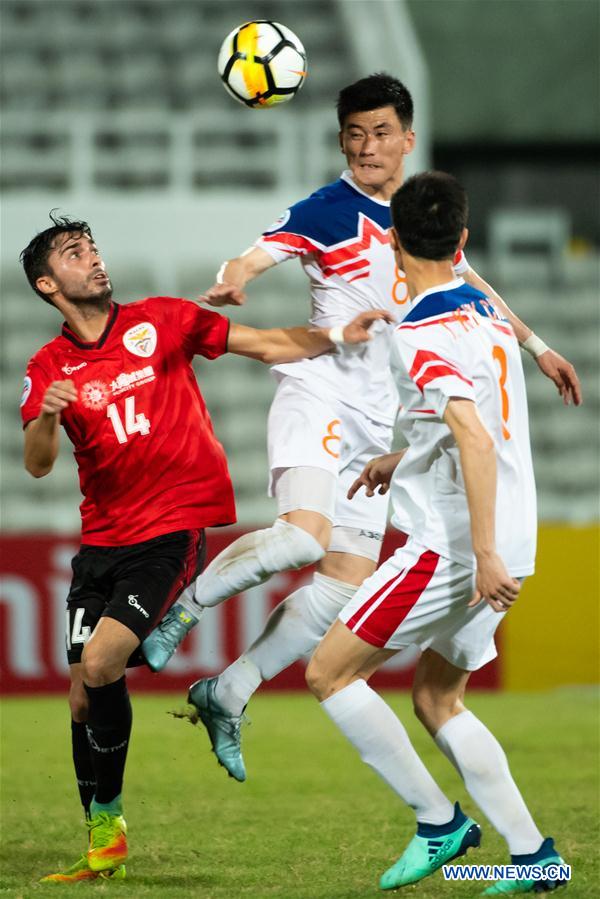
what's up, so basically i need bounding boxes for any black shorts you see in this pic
[66,529,205,664]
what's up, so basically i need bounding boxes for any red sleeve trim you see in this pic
[260,232,321,255]
[408,349,473,394]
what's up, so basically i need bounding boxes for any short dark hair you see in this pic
[20,211,94,304]
[337,72,413,130]
[390,172,468,261]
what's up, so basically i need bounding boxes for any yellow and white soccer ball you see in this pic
[217,20,307,108]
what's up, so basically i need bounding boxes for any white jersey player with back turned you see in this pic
[306,171,568,895]
[142,74,581,784]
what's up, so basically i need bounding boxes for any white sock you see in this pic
[435,710,543,853]
[214,574,357,715]
[213,656,262,716]
[176,583,203,619]
[193,520,325,608]
[322,680,455,825]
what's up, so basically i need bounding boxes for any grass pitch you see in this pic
[1,689,598,898]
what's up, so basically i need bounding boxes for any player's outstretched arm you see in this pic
[443,398,520,613]
[24,379,77,477]
[463,267,582,406]
[227,310,393,365]
[200,247,277,308]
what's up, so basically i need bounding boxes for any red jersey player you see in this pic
[19,214,387,884]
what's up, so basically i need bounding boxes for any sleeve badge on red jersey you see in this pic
[20,376,32,407]
[123,322,157,357]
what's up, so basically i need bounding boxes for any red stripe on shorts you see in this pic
[154,529,204,626]
[346,549,440,647]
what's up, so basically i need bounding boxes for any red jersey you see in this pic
[21,297,236,545]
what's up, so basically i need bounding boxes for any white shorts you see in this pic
[339,536,502,671]
[267,375,392,533]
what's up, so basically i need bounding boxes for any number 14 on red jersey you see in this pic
[107,396,151,444]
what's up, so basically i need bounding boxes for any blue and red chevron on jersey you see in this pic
[260,174,391,283]
[260,172,466,283]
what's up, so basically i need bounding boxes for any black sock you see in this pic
[71,720,96,818]
[84,676,132,805]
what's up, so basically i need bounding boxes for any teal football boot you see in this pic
[142,602,199,672]
[482,838,568,894]
[380,802,481,890]
[188,677,246,782]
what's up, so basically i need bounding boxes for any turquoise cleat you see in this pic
[482,838,568,894]
[142,602,199,672]
[380,802,481,890]
[188,677,246,782]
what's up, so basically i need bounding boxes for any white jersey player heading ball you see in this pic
[142,74,581,786]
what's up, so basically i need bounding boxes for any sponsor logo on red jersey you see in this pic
[80,380,110,410]
[61,361,88,375]
[111,365,156,395]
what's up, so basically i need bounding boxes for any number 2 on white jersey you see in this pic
[107,396,151,444]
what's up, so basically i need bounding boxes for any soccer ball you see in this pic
[217,21,307,109]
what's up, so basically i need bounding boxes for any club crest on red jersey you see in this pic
[80,380,110,410]
[123,322,157,358]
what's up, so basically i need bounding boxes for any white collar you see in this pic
[340,170,391,207]
[412,277,465,307]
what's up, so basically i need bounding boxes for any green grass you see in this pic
[1,689,598,898]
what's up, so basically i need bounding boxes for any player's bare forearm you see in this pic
[463,267,531,343]
[227,311,392,365]
[24,379,77,477]
[24,414,60,477]
[444,398,520,611]
[227,322,330,363]
[201,247,276,307]
[464,267,582,405]
[443,399,497,558]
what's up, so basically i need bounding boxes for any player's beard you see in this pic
[63,278,113,318]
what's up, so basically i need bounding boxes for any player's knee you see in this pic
[305,654,348,701]
[413,684,465,735]
[305,655,330,700]
[81,644,116,687]
[260,518,327,573]
[413,683,449,732]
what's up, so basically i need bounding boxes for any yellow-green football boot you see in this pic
[39,852,126,883]
[87,811,128,872]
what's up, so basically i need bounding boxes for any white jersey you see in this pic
[389,278,537,576]
[256,171,468,425]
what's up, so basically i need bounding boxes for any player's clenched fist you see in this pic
[41,380,78,415]
[342,309,395,344]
